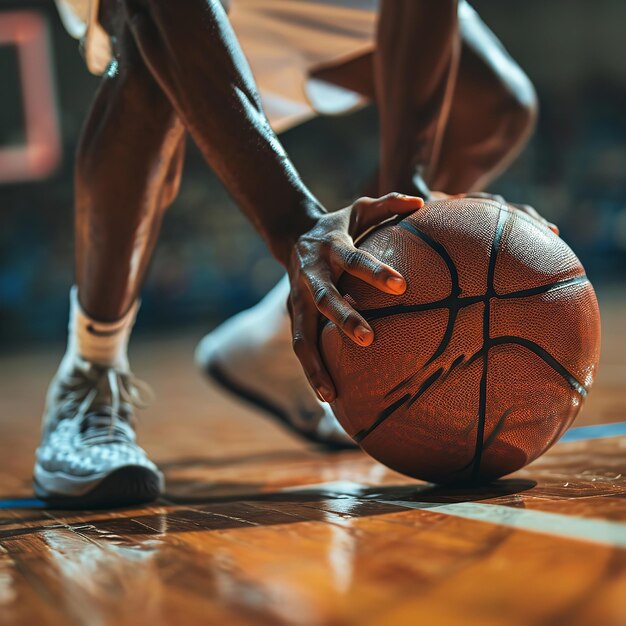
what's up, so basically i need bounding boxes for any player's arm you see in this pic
[376,0,459,198]
[123,0,423,401]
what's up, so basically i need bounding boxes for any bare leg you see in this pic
[34,25,184,505]
[310,2,537,196]
[75,26,186,321]
[375,0,460,197]
[428,2,537,193]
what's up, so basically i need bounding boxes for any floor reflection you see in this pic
[0,478,538,543]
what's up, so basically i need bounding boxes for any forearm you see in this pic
[192,66,324,264]
[125,0,323,264]
[376,0,459,195]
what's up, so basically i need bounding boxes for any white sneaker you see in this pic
[34,356,164,507]
[195,276,355,449]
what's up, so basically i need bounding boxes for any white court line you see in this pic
[292,481,626,549]
[379,499,626,549]
[290,426,626,548]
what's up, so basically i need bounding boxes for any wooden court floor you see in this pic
[0,292,625,626]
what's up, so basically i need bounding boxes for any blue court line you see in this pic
[560,421,626,443]
[0,498,45,510]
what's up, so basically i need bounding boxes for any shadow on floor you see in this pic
[0,477,536,542]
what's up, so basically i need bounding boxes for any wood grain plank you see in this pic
[0,297,625,625]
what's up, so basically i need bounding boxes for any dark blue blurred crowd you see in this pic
[1,0,625,347]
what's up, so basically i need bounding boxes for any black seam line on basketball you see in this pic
[448,353,466,375]
[472,207,508,480]
[490,336,588,397]
[353,394,411,443]
[360,294,482,322]
[396,220,468,368]
[384,353,466,400]
[398,221,461,293]
[357,367,445,443]
[358,275,589,323]
[461,337,587,397]
[426,306,459,367]
[397,221,463,366]
[406,367,445,409]
[434,353,467,390]
[384,371,420,399]
[495,275,589,300]
[482,407,516,452]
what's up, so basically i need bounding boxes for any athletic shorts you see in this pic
[54,0,379,132]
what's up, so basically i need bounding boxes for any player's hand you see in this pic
[434,191,559,235]
[287,193,424,403]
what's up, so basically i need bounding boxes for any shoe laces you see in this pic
[56,362,153,447]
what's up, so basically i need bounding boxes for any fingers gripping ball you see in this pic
[320,198,601,484]
[287,193,423,403]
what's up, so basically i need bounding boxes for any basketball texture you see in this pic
[320,198,601,483]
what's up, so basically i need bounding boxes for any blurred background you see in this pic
[1,0,625,349]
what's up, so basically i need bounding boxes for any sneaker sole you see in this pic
[206,361,355,451]
[33,464,163,509]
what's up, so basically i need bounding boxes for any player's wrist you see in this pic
[266,199,327,266]
[379,164,433,201]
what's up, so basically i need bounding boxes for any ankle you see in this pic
[64,286,138,369]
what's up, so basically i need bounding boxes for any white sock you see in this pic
[62,286,138,370]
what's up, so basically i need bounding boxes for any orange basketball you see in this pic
[320,198,601,484]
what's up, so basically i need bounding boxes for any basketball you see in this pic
[320,198,601,484]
